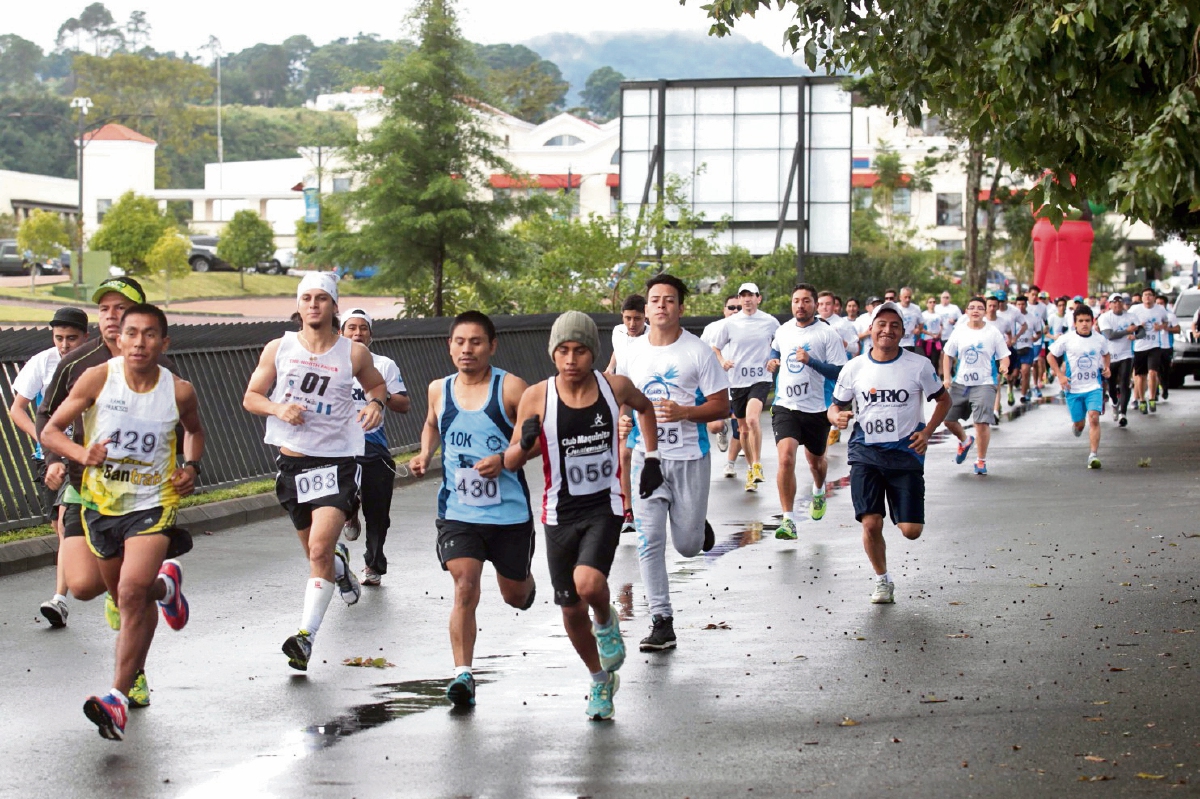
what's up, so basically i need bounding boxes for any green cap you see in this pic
[91,276,146,305]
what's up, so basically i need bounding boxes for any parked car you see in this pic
[255,248,296,275]
[1169,289,1200,389]
[335,264,379,281]
[189,236,234,272]
[0,239,63,276]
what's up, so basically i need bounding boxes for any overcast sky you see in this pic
[6,0,799,60]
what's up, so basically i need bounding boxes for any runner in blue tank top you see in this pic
[411,311,536,709]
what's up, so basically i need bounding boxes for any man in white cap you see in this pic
[710,282,780,491]
[243,272,388,671]
[339,309,410,585]
[1097,292,1136,426]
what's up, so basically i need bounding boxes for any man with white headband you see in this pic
[243,272,388,671]
[340,309,410,586]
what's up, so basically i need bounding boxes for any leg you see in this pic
[943,418,967,443]
[446,558,483,668]
[633,454,673,619]
[61,535,108,601]
[619,442,634,518]
[805,449,828,493]
[897,523,924,540]
[496,572,536,609]
[975,423,991,460]
[109,534,170,695]
[862,514,888,575]
[742,398,764,466]
[666,457,710,557]
[563,565,612,673]
[775,437,798,514]
[360,459,395,575]
[1088,410,1102,453]
[53,510,67,597]
[299,505,346,581]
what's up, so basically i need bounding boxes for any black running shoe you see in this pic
[639,615,676,651]
[702,520,715,552]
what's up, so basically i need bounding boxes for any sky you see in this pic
[5,0,800,61]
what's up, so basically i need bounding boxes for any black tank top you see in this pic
[541,372,621,523]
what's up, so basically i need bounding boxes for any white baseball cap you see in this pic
[296,271,338,305]
[737,282,760,295]
[870,300,904,323]
[341,308,373,329]
[1107,292,1123,303]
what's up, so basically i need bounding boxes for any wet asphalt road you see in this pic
[2,383,1199,798]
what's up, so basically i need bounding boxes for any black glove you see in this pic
[639,456,664,498]
[520,415,541,451]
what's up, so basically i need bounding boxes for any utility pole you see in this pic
[69,96,92,289]
[203,36,224,189]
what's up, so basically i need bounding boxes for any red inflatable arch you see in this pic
[1032,218,1093,299]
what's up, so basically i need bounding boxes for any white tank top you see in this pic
[82,358,180,515]
[265,332,364,458]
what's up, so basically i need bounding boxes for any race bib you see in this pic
[454,467,500,507]
[296,465,339,503]
[656,422,682,451]
[565,451,613,495]
[861,415,900,444]
[737,364,767,381]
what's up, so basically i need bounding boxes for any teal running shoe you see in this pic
[586,672,619,721]
[593,605,626,672]
[447,672,476,707]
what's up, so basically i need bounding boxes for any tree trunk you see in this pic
[432,251,445,317]
[978,156,1005,283]
[963,140,984,292]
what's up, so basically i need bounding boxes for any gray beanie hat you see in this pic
[547,310,600,360]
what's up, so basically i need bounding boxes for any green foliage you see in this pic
[1133,246,1166,285]
[1089,217,1125,292]
[145,231,190,280]
[474,44,568,123]
[57,2,124,56]
[998,197,1036,284]
[223,44,294,107]
[295,196,347,266]
[217,209,275,270]
[0,35,44,95]
[0,214,17,239]
[17,210,70,263]
[0,95,77,178]
[303,34,403,100]
[580,67,624,122]
[89,191,174,274]
[869,140,934,249]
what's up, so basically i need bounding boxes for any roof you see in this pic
[852,172,911,189]
[82,123,156,145]
[490,174,582,190]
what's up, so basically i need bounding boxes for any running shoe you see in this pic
[827,428,840,446]
[1007,384,1015,406]
[715,422,729,452]
[702,520,715,552]
[1033,388,1043,400]
[83,692,127,741]
[1112,406,1120,422]
[620,509,635,534]
[446,672,476,707]
[751,463,766,484]
[361,567,382,587]
[774,518,798,540]
[586,672,619,721]
[127,670,150,708]
[104,591,120,631]
[1021,393,1030,404]
[1088,454,1102,469]
[157,559,189,631]
[1149,399,1157,413]
[1073,425,1083,438]
[811,493,827,521]
[722,461,737,479]
[283,630,313,671]
[1161,387,1169,401]
[744,471,758,492]
[40,597,68,628]
[593,604,626,672]
[334,542,361,605]
[639,615,677,651]
[973,460,987,476]
[342,514,361,542]
[1119,414,1128,427]
[870,578,895,605]
[1139,400,1148,414]
[955,435,975,464]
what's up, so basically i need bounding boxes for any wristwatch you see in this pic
[183,460,202,475]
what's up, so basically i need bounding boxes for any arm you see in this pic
[605,351,618,375]
[504,383,546,472]
[409,380,443,478]
[909,389,952,454]
[475,372,529,479]
[828,399,853,429]
[712,345,733,371]
[41,367,107,466]
[941,352,956,389]
[242,340,303,424]
[1046,351,1068,391]
[805,357,843,383]
[7,395,37,442]
[608,374,659,452]
[169,380,206,497]
[350,342,387,431]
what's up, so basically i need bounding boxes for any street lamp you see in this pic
[70,96,93,287]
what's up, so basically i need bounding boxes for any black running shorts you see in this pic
[730,382,771,419]
[61,500,86,539]
[850,463,925,526]
[82,505,176,560]
[1132,348,1161,376]
[275,455,360,531]
[771,407,831,456]
[435,518,535,582]
[544,513,622,606]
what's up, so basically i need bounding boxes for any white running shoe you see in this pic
[715,422,729,452]
[870,578,895,605]
[722,461,736,478]
[342,514,361,542]
[40,598,68,628]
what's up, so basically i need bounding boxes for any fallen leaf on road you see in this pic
[1171,629,1195,634]
[946,633,972,639]
[948,601,964,605]
[891,737,901,743]
[343,656,394,668]
[920,694,948,704]
[1084,716,1105,722]
[1137,458,1151,468]
[1120,582,1132,586]
[838,717,859,726]
[1078,775,1114,782]
[1109,667,1128,672]
[1136,773,1165,780]
[702,622,731,630]
[1093,701,1109,705]
[1084,755,1107,763]
[1028,583,1048,588]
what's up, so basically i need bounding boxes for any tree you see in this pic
[57,3,124,56]
[0,35,45,94]
[89,190,174,274]
[295,196,347,266]
[303,34,399,99]
[17,210,70,291]
[217,210,274,287]
[0,214,17,239]
[0,95,76,178]
[223,44,295,107]
[699,0,1200,236]
[869,140,934,250]
[124,11,152,53]
[331,0,544,316]
[474,44,568,123]
[580,66,624,122]
[145,230,190,306]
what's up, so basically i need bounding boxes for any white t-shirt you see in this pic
[820,313,860,357]
[1046,310,1068,339]
[1158,310,1179,349]
[1049,331,1109,394]
[1029,301,1049,324]
[353,352,406,456]
[12,345,62,460]
[920,310,942,341]
[700,317,726,347]
[985,313,1015,342]
[1012,310,1040,349]
[1097,310,1135,362]
[611,324,644,362]
[770,320,847,413]
[943,324,1011,386]
[897,302,923,347]
[1128,303,1168,352]
[935,302,961,341]
[616,330,730,461]
[711,310,781,388]
[854,315,872,357]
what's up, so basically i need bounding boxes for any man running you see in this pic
[984,293,1017,419]
[934,292,961,356]
[8,306,89,626]
[1154,294,1180,401]
[339,309,410,586]
[243,273,387,671]
[41,304,204,740]
[920,296,944,375]
[941,297,1010,476]
[711,282,780,491]
[1097,293,1136,427]
[615,274,730,652]
[606,294,647,533]
[767,284,846,539]
[506,311,662,721]
[1128,287,1169,413]
[829,301,951,604]
[896,287,924,353]
[410,311,537,707]
[702,293,740,462]
[1048,305,1111,469]
[1010,294,1041,402]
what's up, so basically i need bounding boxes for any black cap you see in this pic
[866,295,882,305]
[50,306,89,332]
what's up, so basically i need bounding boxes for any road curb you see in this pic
[0,459,440,578]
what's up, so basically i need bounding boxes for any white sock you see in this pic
[300,578,335,634]
[782,511,794,523]
[109,688,128,705]
[813,484,825,496]
[590,669,609,683]
[1089,451,1097,458]
[455,665,472,677]
[592,613,613,632]
[878,572,892,584]
[53,593,67,604]
[158,574,176,605]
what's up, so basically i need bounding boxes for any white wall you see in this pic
[82,139,155,238]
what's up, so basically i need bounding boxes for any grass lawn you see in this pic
[0,306,60,324]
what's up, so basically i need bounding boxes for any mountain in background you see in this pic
[525,31,810,105]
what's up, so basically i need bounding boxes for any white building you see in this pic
[80,123,157,237]
[0,170,79,229]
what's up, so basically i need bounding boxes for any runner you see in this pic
[1128,287,1169,413]
[1027,288,1051,390]
[767,283,846,539]
[984,293,1017,418]
[817,290,860,359]
[1046,296,1070,345]
[1047,304,1111,469]
[7,306,89,626]
[1097,293,1136,426]
[710,282,780,491]
[1010,294,1041,402]
[339,309,410,586]
[844,297,861,325]
[1154,294,1180,401]
[896,287,924,353]
[615,274,730,651]
[505,310,662,721]
[941,297,1010,476]
[410,311,537,707]
[855,296,882,359]
[829,301,951,604]
[606,294,647,533]
[243,272,387,671]
[701,293,740,464]
[41,303,204,740]
[920,296,943,376]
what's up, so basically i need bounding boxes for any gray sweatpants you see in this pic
[631,451,711,619]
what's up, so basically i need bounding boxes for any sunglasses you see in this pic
[726,304,740,311]
[884,296,896,301]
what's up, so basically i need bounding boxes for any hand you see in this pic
[520,415,541,451]
[44,462,66,491]
[357,401,383,431]
[833,409,854,430]
[719,357,734,370]
[410,453,428,477]
[639,456,664,498]
[617,413,633,440]
[274,403,306,426]
[475,454,503,478]
[943,378,953,393]
[908,428,932,455]
[793,347,810,364]
[1058,375,1070,392]
[82,439,110,467]
[652,399,685,423]
[170,466,196,497]
[766,358,780,373]
[1102,366,1111,379]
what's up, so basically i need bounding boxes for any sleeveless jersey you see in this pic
[265,332,363,458]
[437,367,530,525]
[81,358,180,515]
[539,371,622,525]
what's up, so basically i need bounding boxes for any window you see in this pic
[936,193,962,227]
[544,135,583,147]
[935,240,963,251]
[97,198,113,222]
[892,188,911,216]
[332,177,351,193]
[611,149,620,165]
[852,187,873,210]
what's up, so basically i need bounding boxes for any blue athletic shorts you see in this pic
[850,463,925,526]
[1015,348,1035,367]
[1065,388,1103,423]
